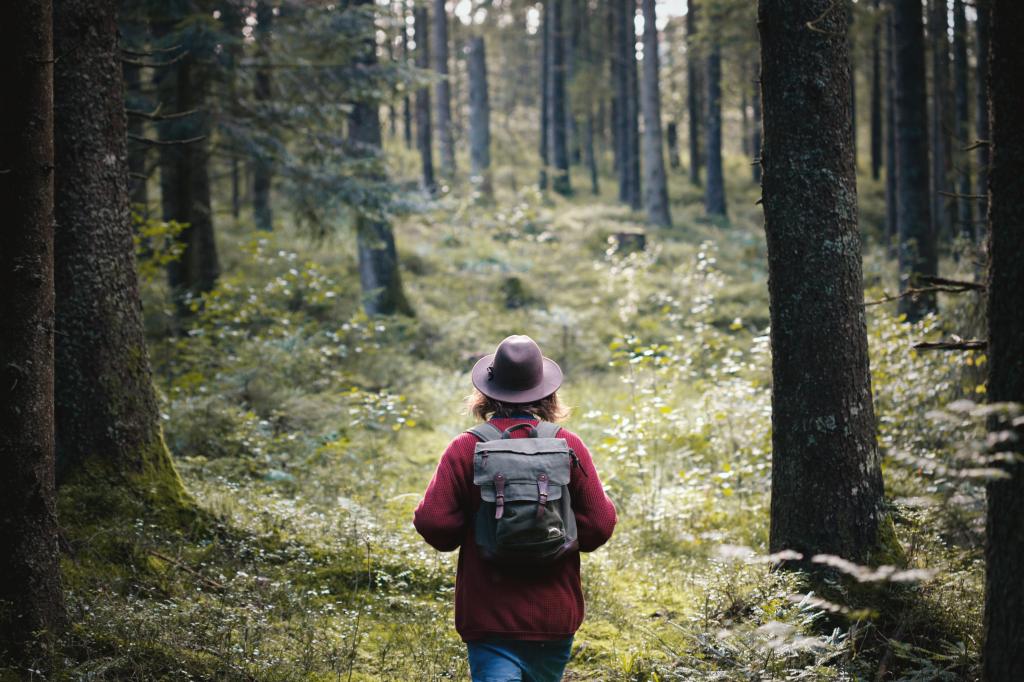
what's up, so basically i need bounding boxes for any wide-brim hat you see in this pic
[471,335,563,403]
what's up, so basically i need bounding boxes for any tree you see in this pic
[687,0,702,186]
[548,0,571,195]
[53,0,190,515]
[431,0,455,179]
[349,0,414,317]
[414,6,436,194]
[951,0,972,241]
[704,26,727,217]
[625,0,641,211]
[539,1,550,190]
[0,0,65,658]
[982,1,1024,678]
[929,0,951,241]
[870,0,882,181]
[885,5,897,247]
[751,59,762,183]
[640,0,670,226]
[613,0,640,210]
[892,0,935,320]
[759,0,884,565]
[253,0,274,231]
[400,4,413,150]
[975,0,991,225]
[467,36,492,199]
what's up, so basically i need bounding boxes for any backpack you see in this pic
[468,420,579,566]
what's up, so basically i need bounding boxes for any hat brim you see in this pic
[471,353,563,403]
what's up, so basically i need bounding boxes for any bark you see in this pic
[667,121,681,170]
[432,0,455,178]
[402,8,413,150]
[624,0,641,210]
[584,112,600,194]
[640,0,670,226]
[952,0,972,240]
[983,3,1024,678]
[704,38,727,216]
[687,0,702,186]
[414,7,436,194]
[975,0,990,225]
[758,0,884,565]
[893,0,936,320]
[467,36,492,199]
[548,0,572,195]
[540,3,550,190]
[752,60,762,184]
[612,0,627,200]
[870,0,883,181]
[885,7,898,248]
[350,0,413,317]
[53,0,190,515]
[219,0,243,220]
[929,0,952,241]
[253,0,273,232]
[0,0,65,657]
[124,62,149,213]
[741,70,750,157]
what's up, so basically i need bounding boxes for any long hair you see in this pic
[466,390,570,423]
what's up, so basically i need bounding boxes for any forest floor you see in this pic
[46,151,989,681]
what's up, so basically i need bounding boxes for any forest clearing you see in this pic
[1,0,1022,680]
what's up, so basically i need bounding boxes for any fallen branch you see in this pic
[913,339,987,352]
[863,283,982,306]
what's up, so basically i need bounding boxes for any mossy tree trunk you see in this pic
[0,0,66,657]
[982,1,1024,677]
[53,0,189,513]
[349,0,414,317]
[893,0,936,321]
[758,0,884,565]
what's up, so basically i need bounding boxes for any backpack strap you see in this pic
[466,422,503,442]
[534,421,562,439]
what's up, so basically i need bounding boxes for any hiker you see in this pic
[414,334,617,682]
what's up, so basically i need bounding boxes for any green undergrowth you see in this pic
[29,157,989,681]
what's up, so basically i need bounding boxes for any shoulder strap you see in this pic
[466,422,503,442]
[534,421,562,439]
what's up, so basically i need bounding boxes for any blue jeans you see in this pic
[466,637,574,682]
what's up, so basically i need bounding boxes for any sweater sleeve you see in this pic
[413,436,472,552]
[563,432,617,552]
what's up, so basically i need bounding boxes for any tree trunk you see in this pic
[613,0,628,201]
[53,0,190,515]
[414,7,436,194]
[467,36,492,199]
[893,0,936,320]
[975,0,990,226]
[951,0,972,241]
[667,121,681,170]
[741,73,750,158]
[687,0,702,186]
[640,0,670,226]
[704,38,727,216]
[929,0,952,242]
[758,0,884,566]
[983,3,1024,677]
[0,0,65,657]
[752,60,762,184]
[870,0,883,181]
[350,0,413,317]
[219,0,242,221]
[253,0,274,232]
[885,7,898,249]
[584,112,600,195]
[432,0,455,178]
[402,8,413,150]
[540,2,550,190]
[124,62,149,214]
[548,0,572,195]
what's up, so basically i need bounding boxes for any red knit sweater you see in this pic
[413,417,617,642]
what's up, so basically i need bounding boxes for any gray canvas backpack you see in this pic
[468,421,580,565]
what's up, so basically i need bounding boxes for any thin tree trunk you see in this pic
[253,0,273,231]
[540,2,550,190]
[975,0,990,225]
[402,7,413,150]
[584,111,599,194]
[350,0,413,317]
[467,36,492,199]
[54,0,191,512]
[687,0,702,186]
[704,38,727,216]
[432,0,455,178]
[929,0,952,242]
[613,0,628,201]
[885,6,898,249]
[870,0,883,181]
[893,0,936,320]
[752,60,762,184]
[124,62,149,214]
[640,0,670,226]
[667,121,681,170]
[549,0,571,195]
[219,0,242,221]
[983,3,1024,677]
[758,0,884,566]
[621,0,641,210]
[952,0,972,241]
[414,7,436,194]
[0,0,65,657]
[741,71,751,158]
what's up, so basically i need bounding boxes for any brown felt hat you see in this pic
[471,335,563,403]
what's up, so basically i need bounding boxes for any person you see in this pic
[414,334,617,682]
